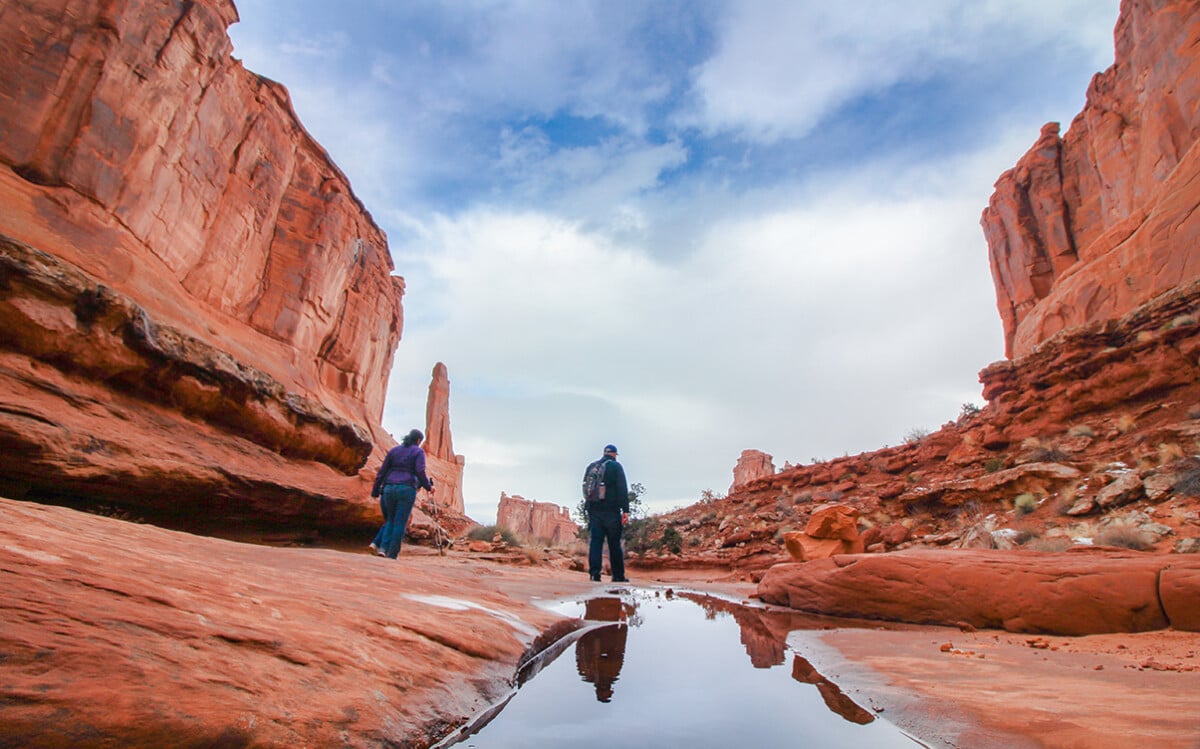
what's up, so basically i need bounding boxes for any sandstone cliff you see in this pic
[496,492,580,546]
[982,0,1200,358]
[646,0,1200,579]
[0,0,418,535]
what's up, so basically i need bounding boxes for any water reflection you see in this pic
[575,597,633,703]
[437,588,923,748]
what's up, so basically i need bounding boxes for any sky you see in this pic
[227,0,1122,523]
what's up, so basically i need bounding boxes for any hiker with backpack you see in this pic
[370,428,435,559]
[581,444,630,582]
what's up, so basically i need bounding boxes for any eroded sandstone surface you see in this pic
[0,496,587,748]
[981,0,1200,358]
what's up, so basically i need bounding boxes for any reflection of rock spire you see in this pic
[424,362,453,461]
[792,655,875,725]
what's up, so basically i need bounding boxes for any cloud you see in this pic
[688,0,1120,142]
[384,132,1016,521]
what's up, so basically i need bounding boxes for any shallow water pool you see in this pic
[436,587,924,748]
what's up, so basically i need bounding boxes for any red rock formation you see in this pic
[423,362,466,516]
[982,0,1200,358]
[730,449,775,494]
[496,492,580,546]
[782,503,864,562]
[0,496,571,748]
[757,548,1200,635]
[0,0,408,533]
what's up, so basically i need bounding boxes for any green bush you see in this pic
[984,456,1006,473]
[1014,493,1038,515]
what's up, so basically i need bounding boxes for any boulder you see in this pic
[758,548,1200,635]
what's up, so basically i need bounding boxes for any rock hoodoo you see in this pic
[422,362,466,516]
[981,0,1200,358]
[0,0,409,534]
[496,492,580,546]
[730,449,775,495]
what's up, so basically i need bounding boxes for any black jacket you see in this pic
[593,455,629,513]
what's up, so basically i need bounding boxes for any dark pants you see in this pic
[380,483,417,558]
[588,508,625,580]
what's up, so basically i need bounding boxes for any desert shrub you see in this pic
[467,524,523,546]
[698,488,725,504]
[1024,446,1069,463]
[1068,424,1096,438]
[984,456,1006,473]
[661,526,683,555]
[904,427,931,444]
[1023,536,1073,552]
[1014,493,1039,515]
[1173,464,1200,497]
[1157,443,1186,465]
[959,402,982,422]
[1095,525,1153,551]
[1114,414,1137,434]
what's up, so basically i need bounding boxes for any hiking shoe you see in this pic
[376,550,387,557]
[368,543,378,552]
[612,577,629,583]
[590,573,601,582]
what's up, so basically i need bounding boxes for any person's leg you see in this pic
[385,485,417,558]
[587,510,604,580]
[606,514,626,581]
[378,490,398,554]
[371,497,387,551]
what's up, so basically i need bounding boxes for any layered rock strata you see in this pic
[982,0,1200,358]
[496,492,580,546]
[729,449,775,494]
[0,0,410,532]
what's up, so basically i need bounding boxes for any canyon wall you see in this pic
[982,0,1200,358]
[496,492,579,546]
[0,0,419,534]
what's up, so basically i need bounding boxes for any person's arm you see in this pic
[415,449,434,491]
[372,450,393,497]
[614,463,629,515]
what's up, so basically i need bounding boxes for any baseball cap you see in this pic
[604,444,618,454]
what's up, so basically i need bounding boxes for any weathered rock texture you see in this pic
[982,0,1200,358]
[0,496,582,748]
[729,449,775,494]
[758,548,1200,635]
[781,503,864,562]
[496,492,580,546]
[423,362,466,516]
[0,0,426,535]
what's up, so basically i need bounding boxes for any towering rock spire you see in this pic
[422,362,467,516]
[424,362,454,461]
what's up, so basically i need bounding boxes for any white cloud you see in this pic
[689,0,1120,141]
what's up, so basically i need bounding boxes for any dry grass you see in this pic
[1023,536,1073,552]
[1068,424,1096,438]
[1115,414,1137,434]
[1095,524,1154,551]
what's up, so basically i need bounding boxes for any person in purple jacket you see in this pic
[369,428,435,559]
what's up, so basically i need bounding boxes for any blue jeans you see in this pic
[379,484,417,559]
[588,508,625,580]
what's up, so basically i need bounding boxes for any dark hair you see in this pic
[402,428,424,447]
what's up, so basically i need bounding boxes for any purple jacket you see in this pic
[371,444,434,497]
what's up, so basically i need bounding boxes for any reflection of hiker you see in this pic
[370,429,434,559]
[583,444,630,582]
[576,597,628,702]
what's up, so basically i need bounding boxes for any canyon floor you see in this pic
[1,497,1197,749]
